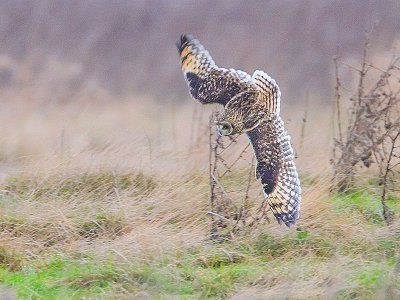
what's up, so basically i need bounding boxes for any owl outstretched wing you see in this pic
[247,115,301,226]
[177,34,301,226]
[176,34,255,106]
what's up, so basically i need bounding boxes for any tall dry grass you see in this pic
[0,92,333,253]
[0,78,399,298]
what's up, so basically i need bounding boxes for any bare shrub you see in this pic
[207,113,273,240]
[332,38,400,224]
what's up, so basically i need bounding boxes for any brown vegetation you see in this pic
[332,37,400,225]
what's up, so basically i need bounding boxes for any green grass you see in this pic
[0,256,121,299]
[1,172,399,299]
[1,231,399,299]
[329,188,400,225]
[0,252,266,299]
[2,255,398,299]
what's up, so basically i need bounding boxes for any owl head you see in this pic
[215,109,243,136]
[216,105,266,136]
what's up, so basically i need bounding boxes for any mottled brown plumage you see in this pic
[177,34,301,226]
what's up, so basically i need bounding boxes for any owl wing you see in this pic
[246,115,301,226]
[177,34,255,106]
[252,70,281,114]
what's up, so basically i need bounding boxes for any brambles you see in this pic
[208,113,272,240]
[332,37,400,225]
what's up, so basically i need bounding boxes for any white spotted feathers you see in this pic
[177,34,301,227]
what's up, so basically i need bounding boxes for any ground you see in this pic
[0,101,399,299]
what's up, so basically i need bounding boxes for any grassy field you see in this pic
[0,100,399,299]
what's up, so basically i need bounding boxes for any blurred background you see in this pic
[0,0,399,174]
[0,0,399,104]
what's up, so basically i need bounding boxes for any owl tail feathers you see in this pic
[252,70,281,115]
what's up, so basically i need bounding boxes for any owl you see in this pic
[177,34,301,227]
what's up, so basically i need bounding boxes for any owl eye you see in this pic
[216,122,233,136]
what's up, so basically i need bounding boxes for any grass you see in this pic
[0,101,399,299]
[1,237,399,299]
[0,172,399,299]
[0,256,121,299]
[0,254,264,299]
[330,188,400,225]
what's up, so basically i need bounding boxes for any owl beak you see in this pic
[216,125,224,136]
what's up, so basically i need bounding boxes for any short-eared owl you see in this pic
[177,34,301,226]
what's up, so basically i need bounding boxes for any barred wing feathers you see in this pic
[252,70,281,115]
[176,34,255,106]
[247,116,301,226]
[176,34,301,226]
